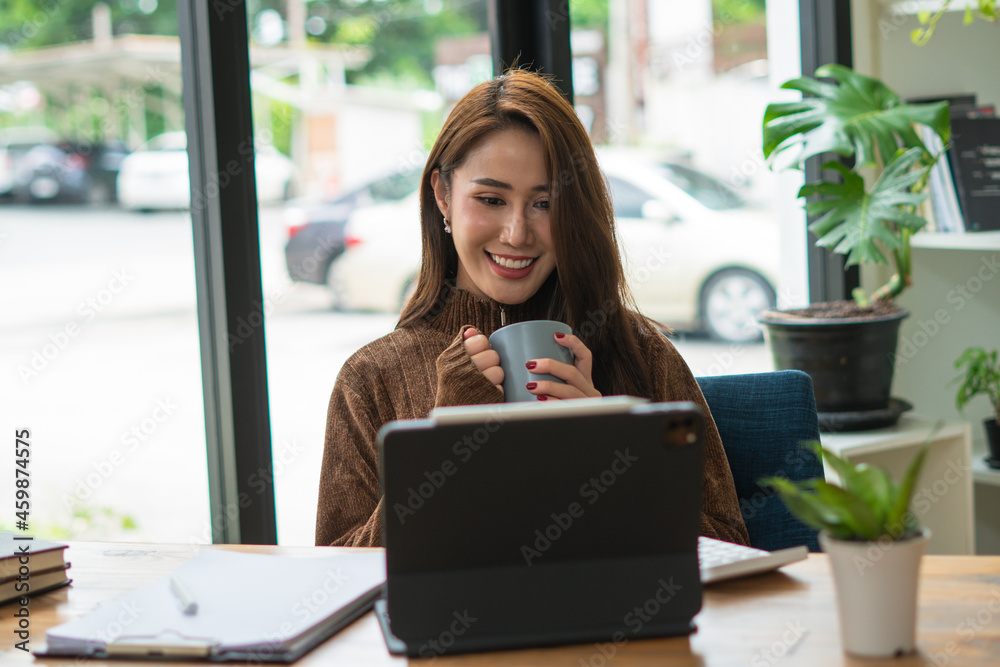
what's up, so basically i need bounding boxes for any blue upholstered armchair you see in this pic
[696,370,823,552]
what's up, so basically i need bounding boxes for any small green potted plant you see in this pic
[762,441,930,657]
[952,346,1000,467]
[761,64,951,430]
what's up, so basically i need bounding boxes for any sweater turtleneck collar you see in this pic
[423,284,547,337]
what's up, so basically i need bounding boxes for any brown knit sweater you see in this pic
[315,288,749,547]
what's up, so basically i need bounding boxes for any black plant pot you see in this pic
[759,309,909,430]
[986,419,1000,468]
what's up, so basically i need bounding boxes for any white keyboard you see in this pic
[698,536,808,584]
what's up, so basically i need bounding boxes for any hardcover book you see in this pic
[0,532,71,604]
[0,532,69,579]
[948,116,1000,232]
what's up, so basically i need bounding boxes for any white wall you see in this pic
[854,2,1000,108]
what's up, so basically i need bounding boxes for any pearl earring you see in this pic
[443,217,452,234]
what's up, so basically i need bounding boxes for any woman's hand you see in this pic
[526,332,602,400]
[463,327,504,395]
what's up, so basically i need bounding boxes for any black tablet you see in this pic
[378,399,706,658]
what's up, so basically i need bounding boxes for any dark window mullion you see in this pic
[489,0,574,103]
[799,0,858,303]
[178,0,276,544]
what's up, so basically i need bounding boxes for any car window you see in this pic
[606,175,658,219]
[656,163,744,211]
[368,168,422,203]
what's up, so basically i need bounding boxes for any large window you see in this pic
[2,0,805,544]
[0,1,209,542]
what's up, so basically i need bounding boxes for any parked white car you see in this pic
[329,154,779,343]
[602,153,780,342]
[116,131,296,211]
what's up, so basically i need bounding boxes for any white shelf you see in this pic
[912,230,1000,250]
[972,456,1000,487]
[820,415,966,457]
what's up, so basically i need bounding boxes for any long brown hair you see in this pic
[398,69,652,398]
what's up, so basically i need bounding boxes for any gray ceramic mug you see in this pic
[489,320,574,402]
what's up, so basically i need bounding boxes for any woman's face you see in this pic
[432,128,555,305]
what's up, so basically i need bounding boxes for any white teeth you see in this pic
[491,254,535,270]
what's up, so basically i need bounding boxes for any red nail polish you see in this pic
[537,395,548,401]
[526,382,537,390]
[525,361,537,370]
[555,332,566,339]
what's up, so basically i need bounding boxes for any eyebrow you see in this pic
[471,177,549,193]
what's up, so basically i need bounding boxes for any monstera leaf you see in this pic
[763,64,950,169]
[800,147,929,267]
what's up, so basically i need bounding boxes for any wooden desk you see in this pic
[2,542,999,666]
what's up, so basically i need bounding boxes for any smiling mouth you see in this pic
[488,252,536,270]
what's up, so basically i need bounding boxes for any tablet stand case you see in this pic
[378,402,705,656]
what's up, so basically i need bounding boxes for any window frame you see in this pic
[178,0,276,544]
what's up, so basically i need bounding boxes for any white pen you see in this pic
[170,575,198,615]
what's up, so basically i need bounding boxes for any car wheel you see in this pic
[700,268,775,343]
[28,176,60,201]
[398,277,418,313]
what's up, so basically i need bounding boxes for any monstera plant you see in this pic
[763,63,951,307]
[759,64,952,430]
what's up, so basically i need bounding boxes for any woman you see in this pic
[315,69,749,547]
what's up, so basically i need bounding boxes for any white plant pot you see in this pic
[819,530,930,658]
